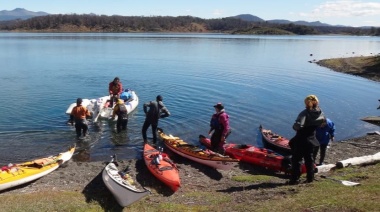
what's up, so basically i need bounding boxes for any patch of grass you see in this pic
[1,164,379,212]
[0,191,103,212]
[232,174,273,183]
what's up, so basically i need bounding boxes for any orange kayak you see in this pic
[157,128,239,170]
[143,143,180,192]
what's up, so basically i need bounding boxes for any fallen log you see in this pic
[316,164,336,173]
[336,152,380,168]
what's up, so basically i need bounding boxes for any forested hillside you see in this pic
[0,14,379,36]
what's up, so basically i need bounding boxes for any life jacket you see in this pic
[117,104,128,119]
[210,113,221,129]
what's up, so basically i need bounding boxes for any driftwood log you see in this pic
[336,152,380,168]
[317,151,380,173]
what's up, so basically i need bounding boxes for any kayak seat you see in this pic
[32,157,56,167]
[159,166,174,171]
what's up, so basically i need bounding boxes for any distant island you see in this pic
[0,8,379,35]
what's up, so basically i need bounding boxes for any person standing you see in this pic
[288,95,325,185]
[314,118,335,165]
[208,103,231,154]
[108,77,123,108]
[69,98,92,138]
[111,99,128,133]
[142,95,170,144]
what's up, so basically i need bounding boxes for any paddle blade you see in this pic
[320,175,360,186]
[341,180,360,186]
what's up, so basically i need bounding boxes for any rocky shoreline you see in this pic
[316,55,380,82]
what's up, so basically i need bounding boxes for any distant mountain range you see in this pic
[0,8,351,27]
[231,14,348,27]
[0,8,49,21]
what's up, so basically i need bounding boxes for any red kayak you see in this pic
[199,135,308,174]
[260,125,291,155]
[143,143,181,192]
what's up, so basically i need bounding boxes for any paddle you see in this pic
[320,175,360,186]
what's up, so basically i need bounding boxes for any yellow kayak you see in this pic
[0,145,75,191]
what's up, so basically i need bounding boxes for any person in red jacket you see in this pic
[69,98,92,138]
[108,77,123,108]
[209,103,231,154]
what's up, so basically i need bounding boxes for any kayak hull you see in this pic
[260,125,292,156]
[158,128,239,170]
[102,156,150,207]
[199,135,309,174]
[0,145,75,192]
[143,144,180,192]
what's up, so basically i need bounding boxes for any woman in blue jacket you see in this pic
[314,118,335,166]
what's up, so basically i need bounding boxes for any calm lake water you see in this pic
[1,33,379,163]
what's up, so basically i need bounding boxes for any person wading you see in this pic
[142,95,170,144]
[111,99,128,133]
[69,98,92,138]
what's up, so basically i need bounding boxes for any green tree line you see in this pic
[0,14,379,36]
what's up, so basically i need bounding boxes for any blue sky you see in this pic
[1,0,380,27]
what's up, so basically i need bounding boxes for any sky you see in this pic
[1,0,380,27]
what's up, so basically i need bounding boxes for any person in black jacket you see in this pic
[142,95,170,144]
[288,95,325,185]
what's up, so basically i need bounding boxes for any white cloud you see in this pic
[212,9,224,17]
[301,0,380,18]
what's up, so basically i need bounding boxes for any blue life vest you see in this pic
[210,114,220,129]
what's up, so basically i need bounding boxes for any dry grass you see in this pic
[1,163,379,212]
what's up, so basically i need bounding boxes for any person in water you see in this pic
[288,95,325,185]
[69,98,92,138]
[142,95,170,144]
[108,77,123,108]
[111,99,128,133]
[314,118,335,166]
[209,103,231,154]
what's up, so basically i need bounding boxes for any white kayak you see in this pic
[102,155,150,207]
[65,89,139,122]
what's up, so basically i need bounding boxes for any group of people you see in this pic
[69,77,172,143]
[70,79,336,185]
[289,94,335,185]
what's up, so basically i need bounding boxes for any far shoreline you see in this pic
[316,55,380,82]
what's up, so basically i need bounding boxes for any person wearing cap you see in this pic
[209,102,231,154]
[288,94,325,185]
[111,99,129,133]
[108,77,123,108]
[142,95,170,144]
[69,98,92,138]
[314,118,335,166]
